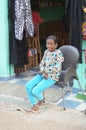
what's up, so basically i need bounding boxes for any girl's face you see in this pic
[46,39,57,51]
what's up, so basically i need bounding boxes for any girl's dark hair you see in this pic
[46,35,58,44]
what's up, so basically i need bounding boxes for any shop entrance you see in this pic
[38,0,69,53]
[9,0,68,75]
[9,0,83,75]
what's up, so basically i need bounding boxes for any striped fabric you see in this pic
[15,0,34,40]
[28,48,37,58]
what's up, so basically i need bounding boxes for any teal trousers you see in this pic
[25,74,56,106]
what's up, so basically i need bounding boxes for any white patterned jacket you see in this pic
[15,0,34,40]
[40,49,64,81]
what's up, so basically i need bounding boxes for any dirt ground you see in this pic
[0,105,86,130]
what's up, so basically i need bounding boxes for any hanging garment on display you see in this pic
[82,6,86,40]
[8,0,18,65]
[82,21,86,40]
[15,0,34,40]
[8,0,28,66]
[65,0,83,63]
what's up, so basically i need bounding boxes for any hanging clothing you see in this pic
[8,0,18,65]
[15,32,28,67]
[82,21,86,40]
[82,1,86,40]
[8,0,28,66]
[15,0,34,40]
[65,0,83,63]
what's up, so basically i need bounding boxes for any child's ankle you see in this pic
[37,98,45,106]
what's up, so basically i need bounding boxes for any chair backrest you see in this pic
[59,45,79,70]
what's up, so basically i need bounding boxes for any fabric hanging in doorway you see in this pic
[15,0,34,40]
[82,0,86,40]
[8,0,33,66]
[65,0,83,63]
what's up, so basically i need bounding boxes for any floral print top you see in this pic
[40,49,64,81]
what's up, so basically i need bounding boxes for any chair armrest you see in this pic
[63,67,76,85]
[56,67,76,88]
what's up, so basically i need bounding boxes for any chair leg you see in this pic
[84,109,86,115]
[62,89,66,110]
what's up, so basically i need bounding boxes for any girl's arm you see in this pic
[39,50,47,73]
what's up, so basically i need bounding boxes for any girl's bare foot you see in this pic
[32,104,39,111]
[25,104,39,114]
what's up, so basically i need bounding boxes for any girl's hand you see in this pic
[38,71,45,74]
[44,73,48,79]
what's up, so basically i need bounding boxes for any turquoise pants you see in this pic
[25,74,56,106]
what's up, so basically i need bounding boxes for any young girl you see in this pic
[25,35,64,112]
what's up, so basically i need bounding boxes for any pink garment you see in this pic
[28,49,33,57]
[28,48,38,58]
